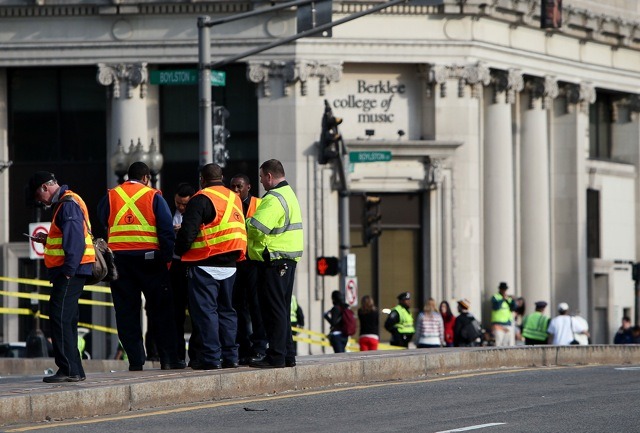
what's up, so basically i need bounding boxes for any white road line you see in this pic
[435,423,506,432]
[614,367,640,371]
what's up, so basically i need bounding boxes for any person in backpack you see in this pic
[453,298,481,347]
[384,292,415,348]
[324,290,349,353]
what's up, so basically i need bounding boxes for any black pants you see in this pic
[49,274,86,377]
[187,266,238,365]
[170,258,190,361]
[525,338,547,345]
[233,260,267,358]
[257,260,296,365]
[110,254,179,367]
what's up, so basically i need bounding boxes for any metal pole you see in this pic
[209,0,408,69]
[198,16,213,166]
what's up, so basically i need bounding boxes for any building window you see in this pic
[589,93,612,160]
[587,189,600,258]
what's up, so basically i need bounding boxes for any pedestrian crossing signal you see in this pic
[317,256,340,276]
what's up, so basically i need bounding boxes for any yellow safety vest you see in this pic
[392,305,415,334]
[246,184,303,262]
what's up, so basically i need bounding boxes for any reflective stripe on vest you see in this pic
[290,295,298,322]
[521,312,550,341]
[247,185,303,262]
[181,186,247,262]
[44,191,96,269]
[491,294,512,324]
[393,305,415,334]
[107,182,159,251]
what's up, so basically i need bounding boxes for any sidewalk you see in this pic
[2,345,640,427]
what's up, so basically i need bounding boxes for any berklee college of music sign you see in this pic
[331,79,406,124]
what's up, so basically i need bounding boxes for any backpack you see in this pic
[460,316,483,342]
[340,305,357,336]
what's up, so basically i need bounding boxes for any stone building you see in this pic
[0,0,638,356]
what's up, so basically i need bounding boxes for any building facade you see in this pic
[1,0,639,356]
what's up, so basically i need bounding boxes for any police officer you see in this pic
[521,301,550,345]
[384,292,415,348]
[247,159,303,369]
[98,161,183,371]
[175,163,247,370]
[229,174,267,365]
[491,282,516,346]
[28,171,93,382]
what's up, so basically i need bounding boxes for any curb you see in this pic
[1,345,639,427]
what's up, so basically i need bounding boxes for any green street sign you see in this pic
[149,69,226,86]
[349,151,392,163]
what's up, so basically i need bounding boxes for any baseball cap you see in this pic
[28,171,56,198]
[558,302,569,312]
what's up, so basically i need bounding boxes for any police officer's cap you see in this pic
[397,292,411,301]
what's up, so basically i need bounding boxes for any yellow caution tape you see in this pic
[0,290,113,307]
[0,276,112,294]
[0,307,32,316]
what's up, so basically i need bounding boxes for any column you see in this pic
[247,60,342,355]
[428,62,489,314]
[483,69,523,300]
[97,63,149,185]
[520,76,558,307]
[552,82,595,315]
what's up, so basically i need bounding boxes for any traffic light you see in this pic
[317,256,340,276]
[362,195,382,245]
[540,0,562,29]
[318,99,342,165]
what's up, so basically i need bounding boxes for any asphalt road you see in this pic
[5,364,640,433]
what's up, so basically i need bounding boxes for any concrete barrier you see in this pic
[1,345,639,427]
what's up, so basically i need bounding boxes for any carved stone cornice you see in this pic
[96,63,148,100]
[564,82,596,114]
[525,75,559,110]
[246,61,342,98]
[420,62,491,99]
[490,69,524,104]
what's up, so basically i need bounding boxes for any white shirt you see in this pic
[547,315,588,345]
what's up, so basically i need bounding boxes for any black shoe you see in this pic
[43,373,82,383]
[238,357,251,366]
[285,359,296,368]
[249,353,266,363]
[129,365,143,372]
[161,361,186,370]
[222,360,239,369]
[191,363,222,370]
[250,359,285,369]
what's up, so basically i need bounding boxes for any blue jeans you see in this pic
[329,333,348,353]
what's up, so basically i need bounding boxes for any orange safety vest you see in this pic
[246,196,261,218]
[107,181,159,251]
[181,186,247,262]
[44,191,96,269]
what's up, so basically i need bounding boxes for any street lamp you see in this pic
[147,139,164,188]
[110,138,164,187]
[110,140,129,184]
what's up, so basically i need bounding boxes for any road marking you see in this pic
[614,366,640,371]
[4,365,590,432]
[435,423,506,432]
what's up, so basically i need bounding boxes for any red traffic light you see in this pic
[317,256,340,276]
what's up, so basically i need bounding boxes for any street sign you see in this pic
[349,151,392,163]
[149,69,226,86]
[344,277,358,307]
[346,253,356,277]
[28,222,50,260]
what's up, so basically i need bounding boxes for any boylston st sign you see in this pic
[349,151,392,163]
[149,69,226,86]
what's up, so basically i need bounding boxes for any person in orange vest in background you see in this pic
[229,173,268,365]
[175,163,247,370]
[98,161,183,372]
[28,171,94,383]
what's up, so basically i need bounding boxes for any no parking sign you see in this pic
[344,276,358,307]
[28,222,50,260]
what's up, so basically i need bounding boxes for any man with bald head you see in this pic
[175,163,247,369]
